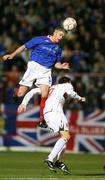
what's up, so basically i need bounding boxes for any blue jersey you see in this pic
[24,36,62,68]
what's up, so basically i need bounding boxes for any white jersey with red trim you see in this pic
[44,83,81,113]
[21,83,81,113]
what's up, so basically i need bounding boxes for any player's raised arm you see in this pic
[18,88,41,113]
[2,45,26,61]
[68,87,86,102]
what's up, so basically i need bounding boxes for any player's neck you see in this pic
[47,35,56,43]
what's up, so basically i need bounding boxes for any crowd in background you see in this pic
[0,0,105,111]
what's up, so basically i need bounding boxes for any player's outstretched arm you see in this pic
[2,45,26,61]
[68,87,86,102]
[55,62,70,69]
[17,88,41,113]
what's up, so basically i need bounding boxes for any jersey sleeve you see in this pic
[66,84,81,100]
[24,36,44,49]
[22,88,41,106]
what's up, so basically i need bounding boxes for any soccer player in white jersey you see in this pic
[2,27,69,125]
[18,76,86,173]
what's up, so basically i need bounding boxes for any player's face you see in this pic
[53,30,65,42]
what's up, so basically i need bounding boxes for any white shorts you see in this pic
[44,112,69,133]
[19,61,52,87]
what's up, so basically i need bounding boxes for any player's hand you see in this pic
[62,62,70,69]
[79,97,86,102]
[17,104,26,114]
[2,54,14,61]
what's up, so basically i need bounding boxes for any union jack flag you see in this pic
[16,107,105,153]
[1,105,105,153]
[67,110,105,153]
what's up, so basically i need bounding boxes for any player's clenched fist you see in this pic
[79,97,86,102]
[3,54,14,61]
[62,62,70,69]
[17,104,26,114]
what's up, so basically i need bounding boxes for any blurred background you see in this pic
[0,0,105,153]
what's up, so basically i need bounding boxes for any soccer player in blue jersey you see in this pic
[2,27,69,124]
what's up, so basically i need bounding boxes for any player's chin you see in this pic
[56,39,60,42]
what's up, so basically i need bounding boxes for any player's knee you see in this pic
[61,133,70,142]
[14,88,24,97]
[65,134,70,142]
[17,92,24,97]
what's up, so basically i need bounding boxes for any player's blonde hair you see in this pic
[54,27,65,33]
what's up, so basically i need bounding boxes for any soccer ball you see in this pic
[63,17,77,31]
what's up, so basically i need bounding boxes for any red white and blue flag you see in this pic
[67,110,105,153]
[0,105,105,153]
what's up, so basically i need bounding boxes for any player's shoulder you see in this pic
[32,36,45,40]
[59,83,73,90]
[38,36,52,43]
[51,83,72,89]
[54,83,67,89]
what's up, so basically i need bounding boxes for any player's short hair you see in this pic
[58,76,71,84]
[54,27,65,33]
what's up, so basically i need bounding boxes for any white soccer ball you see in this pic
[63,17,77,31]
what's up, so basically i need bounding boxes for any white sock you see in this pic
[57,144,66,162]
[48,138,67,162]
